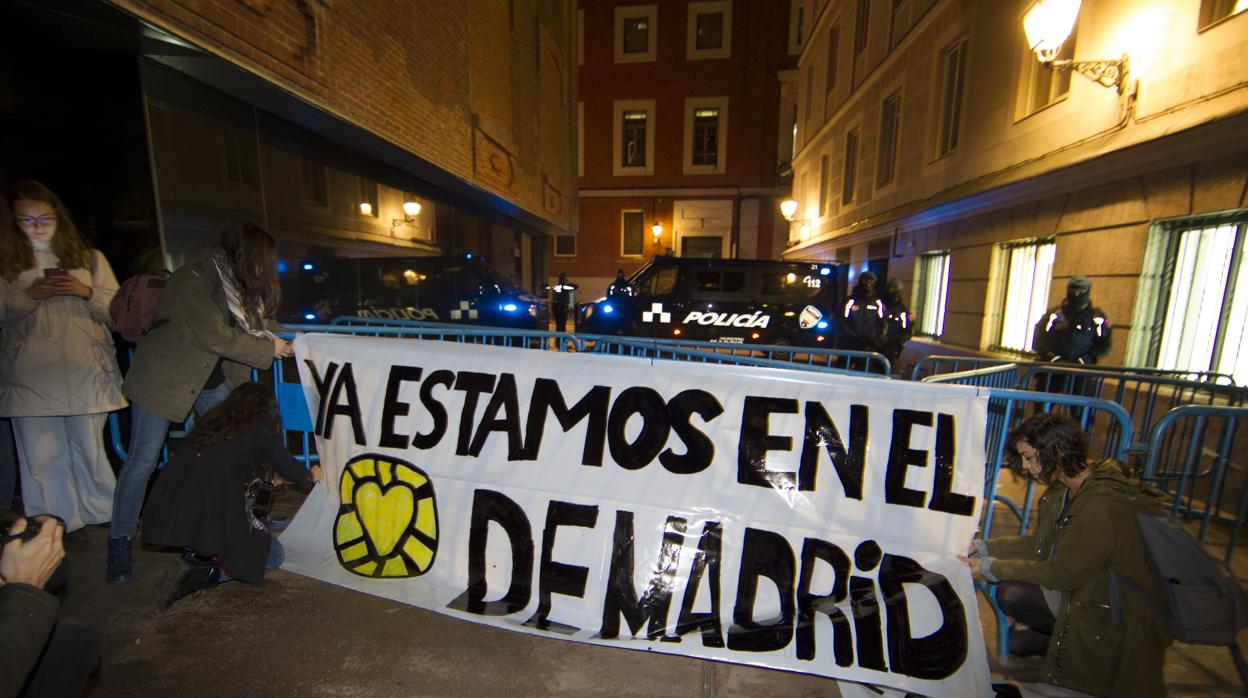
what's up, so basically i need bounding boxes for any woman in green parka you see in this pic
[961,413,1172,697]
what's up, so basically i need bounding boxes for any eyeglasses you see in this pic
[15,215,57,228]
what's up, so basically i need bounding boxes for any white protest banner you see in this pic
[281,334,992,696]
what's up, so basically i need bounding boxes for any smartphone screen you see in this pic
[44,268,69,278]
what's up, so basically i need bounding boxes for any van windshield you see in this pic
[760,270,826,299]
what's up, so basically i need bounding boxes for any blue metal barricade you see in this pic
[579,334,891,375]
[911,354,1236,385]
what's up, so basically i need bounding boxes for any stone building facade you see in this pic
[785,0,1248,378]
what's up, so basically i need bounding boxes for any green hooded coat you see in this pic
[986,461,1172,697]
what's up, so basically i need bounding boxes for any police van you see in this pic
[576,256,845,347]
[279,254,547,329]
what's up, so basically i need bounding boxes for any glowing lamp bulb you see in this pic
[402,201,422,217]
[780,199,799,220]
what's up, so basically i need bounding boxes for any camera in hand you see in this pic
[0,515,65,545]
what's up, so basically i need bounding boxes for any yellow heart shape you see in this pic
[354,481,415,558]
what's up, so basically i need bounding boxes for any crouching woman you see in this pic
[142,382,321,609]
[960,413,1172,697]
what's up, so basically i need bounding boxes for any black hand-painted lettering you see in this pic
[660,390,722,475]
[524,501,599,634]
[412,369,454,450]
[737,397,799,490]
[379,365,424,449]
[800,402,867,496]
[597,512,684,641]
[796,538,853,665]
[521,379,610,466]
[727,528,795,652]
[674,521,724,647]
[453,371,497,456]
[850,540,887,671]
[447,489,533,616]
[928,413,975,516]
[469,373,524,459]
[607,387,669,470]
[323,362,366,445]
[307,360,338,435]
[884,409,932,508]
[880,553,967,680]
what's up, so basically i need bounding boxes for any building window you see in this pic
[554,234,576,257]
[688,1,732,59]
[1199,0,1248,29]
[853,0,870,57]
[613,99,655,176]
[622,210,645,256]
[1019,31,1074,116]
[936,39,967,157]
[914,251,951,336]
[804,66,814,134]
[818,154,830,215]
[683,96,728,174]
[614,5,657,63]
[300,159,327,206]
[788,0,806,54]
[876,92,901,187]
[358,179,378,218]
[841,128,859,204]
[991,239,1056,352]
[1127,213,1248,383]
[825,26,839,100]
[224,129,260,188]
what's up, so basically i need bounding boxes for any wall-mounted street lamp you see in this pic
[780,198,799,221]
[651,221,663,246]
[392,200,422,233]
[1023,0,1128,93]
[358,202,373,216]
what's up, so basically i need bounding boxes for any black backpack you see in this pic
[1112,513,1248,645]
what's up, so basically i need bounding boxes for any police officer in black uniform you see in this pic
[880,277,913,371]
[606,269,632,302]
[550,272,579,333]
[839,271,886,354]
[1032,276,1111,365]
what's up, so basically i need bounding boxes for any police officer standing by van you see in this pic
[839,271,886,354]
[880,277,912,370]
[551,272,579,333]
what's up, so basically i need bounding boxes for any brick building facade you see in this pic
[567,0,800,300]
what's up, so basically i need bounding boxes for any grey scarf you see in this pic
[210,246,275,340]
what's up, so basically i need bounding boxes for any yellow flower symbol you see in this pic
[334,454,438,578]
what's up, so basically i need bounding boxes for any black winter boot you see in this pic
[105,536,133,584]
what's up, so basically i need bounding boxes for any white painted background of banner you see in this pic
[281,335,992,696]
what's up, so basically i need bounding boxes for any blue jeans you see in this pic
[0,418,15,512]
[110,384,230,539]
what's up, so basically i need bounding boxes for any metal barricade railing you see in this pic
[1141,405,1248,564]
[578,334,892,375]
[1021,364,1248,467]
[911,354,1236,385]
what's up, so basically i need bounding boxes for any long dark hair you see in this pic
[218,222,281,317]
[0,180,94,281]
[1006,413,1089,484]
[185,382,282,449]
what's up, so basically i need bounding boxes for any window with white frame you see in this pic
[1199,0,1248,29]
[613,99,655,176]
[935,38,967,157]
[913,251,951,336]
[1018,31,1073,117]
[683,96,728,175]
[991,238,1056,352]
[841,128,859,204]
[688,1,732,60]
[876,91,901,187]
[1127,213,1248,384]
[622,210,645,256]
[615,5,657,63]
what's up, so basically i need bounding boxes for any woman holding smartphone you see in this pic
[0,180,125,533]
[107,221,292,584]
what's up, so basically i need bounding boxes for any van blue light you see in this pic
[501,302,518,312]
[303,312,318,321]
[602,303,614,314]
[277,260,287,273]
[819,266,831,276]
[302,263,314,271]
[817,321,829,329]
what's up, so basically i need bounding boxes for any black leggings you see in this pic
[997,580,1056,657]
